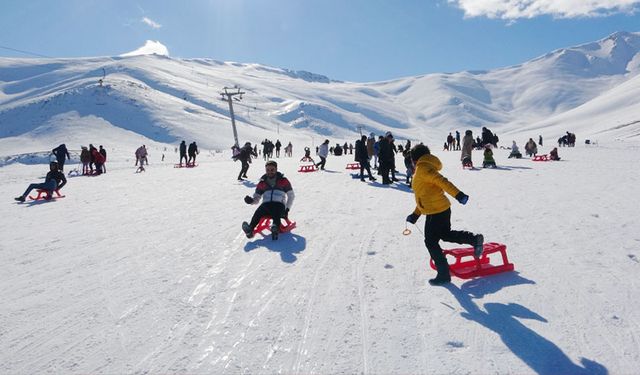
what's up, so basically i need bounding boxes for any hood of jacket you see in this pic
[411,153,460,215]
[415,154,442,172]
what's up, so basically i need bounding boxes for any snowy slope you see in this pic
[1,142,639,374]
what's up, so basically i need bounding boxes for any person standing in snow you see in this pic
[14,161,67,202]
[355,135,376,182]
[99,145,107,173]
[187,142,199,166]
[461,130,474,167]
[234,142,257,181]
[525,138,538,157]
[406,144,484,285]
[242,160,295,240]
[80,146,91,175]
[285,142,293,157]
[275,140,282,158]
[316,139,330,170]
[179,141,188,166]
[52,144,71,172]
[378,132,396,184]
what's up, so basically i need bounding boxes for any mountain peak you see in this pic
[120,40,169,57]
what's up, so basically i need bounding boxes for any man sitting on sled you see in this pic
[242,160,295,239]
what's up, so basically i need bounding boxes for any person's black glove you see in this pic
[284,208,290,219]
[455,192,469,205]
[406,212,420,224]
[244,195,254,204]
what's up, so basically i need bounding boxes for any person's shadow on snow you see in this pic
[444,274,608,375]
[243,233,306,263]
[240,180,257,188]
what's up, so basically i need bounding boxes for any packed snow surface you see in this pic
[1,142,639,374]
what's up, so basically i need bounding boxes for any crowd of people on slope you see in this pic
[14,127,578,288]
[448,127,570,167]
[52,143,107,176]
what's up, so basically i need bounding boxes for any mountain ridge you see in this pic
[1,31,639,156]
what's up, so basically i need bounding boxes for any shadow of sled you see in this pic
[244,233,307,263]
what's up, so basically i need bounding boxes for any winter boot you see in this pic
[428,273,451,286]
[242,221,254,239]
[429,262,451,286]
[270,224,279,240]
[474,234,484,258]
[14,196,25,202]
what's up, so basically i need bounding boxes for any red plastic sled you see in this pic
[430,242,514,279]
[532,154,549,161]
[345,162,360,170]
[298,164,317,173]
[253,216,297,237]
[29,189,65,201]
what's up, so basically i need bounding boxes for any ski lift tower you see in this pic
[220,86,245,147]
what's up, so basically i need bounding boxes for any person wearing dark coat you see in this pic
[275,140,282,158]
[92,147,105,175]
[179,141,188,166]
[52,144,70,172]
[14,161,67,202]
[99,145,107,173]
[355,135,376,182]
[188,142,199,166]
[378,132,395,184]
[234,142,257,181]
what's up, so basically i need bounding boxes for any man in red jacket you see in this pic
[242,160,295,240]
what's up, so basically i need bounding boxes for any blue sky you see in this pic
[2,0,640,82]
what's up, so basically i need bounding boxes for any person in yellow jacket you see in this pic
[406,144,484,285]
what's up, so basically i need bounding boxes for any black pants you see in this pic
[316,156,326,170]
[424,208,475,274]
[378,164,391,183]
[238,160,250,179]
[56,158,65,172]
[359,160,373,179]
[249,202,286,229]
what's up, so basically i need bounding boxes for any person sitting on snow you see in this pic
[482,145,497,168]
[508,141,522,159]
[300,147,315,163]
[241,160,295,240]
[549,147,561,161]
[14,161,67,202]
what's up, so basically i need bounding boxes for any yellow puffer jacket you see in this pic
[411,154,461,215]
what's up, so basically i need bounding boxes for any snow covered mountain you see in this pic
[1,31,640,157]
